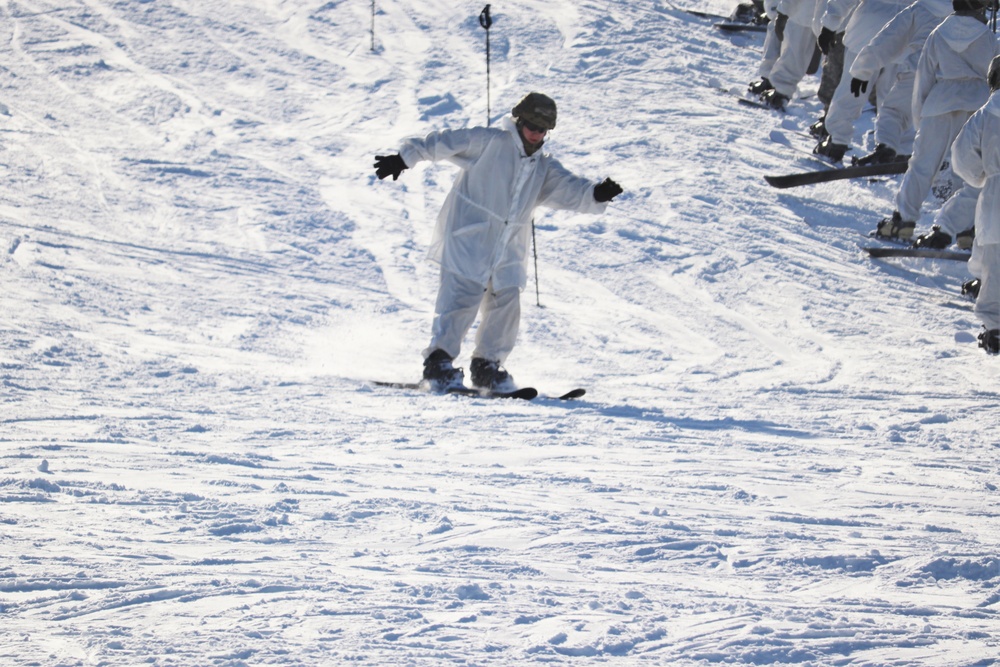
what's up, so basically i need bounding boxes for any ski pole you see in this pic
[479,5,492,125]
[371,0,376,51]
[531,217,541,307]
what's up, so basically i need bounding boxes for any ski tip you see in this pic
[559,388,586,400]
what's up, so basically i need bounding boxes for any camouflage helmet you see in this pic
[512,92,557,130]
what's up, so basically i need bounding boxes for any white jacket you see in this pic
[913,13,999,123]
[850,0,952,80]
[778,0,826,29]
[952,92,1000,244]
[838,0,915,53]
[821,0,862,33]
[398,116,606,291]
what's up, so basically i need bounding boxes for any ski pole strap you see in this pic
[479,4,492,30]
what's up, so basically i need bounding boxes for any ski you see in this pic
[448,386,539,400]
[551,388,586,400]
[716,22,767,32]
[372,381,584,401]
[864,246,971,261]
[738,96,775,111]
[373,380,537,400]
[664,1,729,20]
[765,161,907,189]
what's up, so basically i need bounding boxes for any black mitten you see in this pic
[849,78,868,98]
[374,154,407,181]
[594,178,623,203]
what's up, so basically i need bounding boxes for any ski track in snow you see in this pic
[1,0,999,665]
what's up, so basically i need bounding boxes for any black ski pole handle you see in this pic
[479,4,492,30]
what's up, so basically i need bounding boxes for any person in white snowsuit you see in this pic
[952,55,1000,354]
[845,0,954,165]
[876,0,999,241]
[373,93,622,391]
[748,1,784,95]
[759,0,826,109]
[813,0,914,161]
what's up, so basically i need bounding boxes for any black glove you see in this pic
[849,78,869,98]
[374,154,407,181]
[817,27,837,55]
[594,178,623,203]
[774,13,788,41]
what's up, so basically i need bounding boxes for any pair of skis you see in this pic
[373,381,585,401]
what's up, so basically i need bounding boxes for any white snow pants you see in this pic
[424,270,521,364]
[895,111,970,223]
[758,20,782,79]
[825,51,898,147]
[769,21,816,98]
[934,184,980,236]
[969,241,1000,331]
[872,69,915,155]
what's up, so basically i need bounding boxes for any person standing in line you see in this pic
[757,0,828,110]
[812,0,914,162]
[951,55,1000,354]
[875,0,999,241]
[845,0,954,167]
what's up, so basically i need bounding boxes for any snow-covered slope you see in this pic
[2,0,998,664]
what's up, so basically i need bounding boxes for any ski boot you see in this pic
[470,358,517,393]
[912,225,952,250]
[729,2,760,24]
[956,227,974,250]
[748,77,773,96]
[422,349,465,390]
[978,328,999,355]
[808,117,828,139]
[962,278,981,300]
[759,89,789,111]
[852,143,897,167]
[875,211,915,242]
[813,136,848,163]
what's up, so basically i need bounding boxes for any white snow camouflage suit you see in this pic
[398,115,608,363]
[952,90,1000,332]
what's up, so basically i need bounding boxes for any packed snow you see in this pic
[2,0,999,664]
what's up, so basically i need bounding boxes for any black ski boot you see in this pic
[813,136,848,163]
[913,225,952,250]
[730,2,762,23]
[748,77,773,96]
[956,227,975,250]
[470,358,517,393]
[808,117,828,139]
[875,211,915,241]
[853,143,897,167]
[962,278,981,300]
[978,328,999,355]
[422,349,465,390]
[760,89,789,111]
